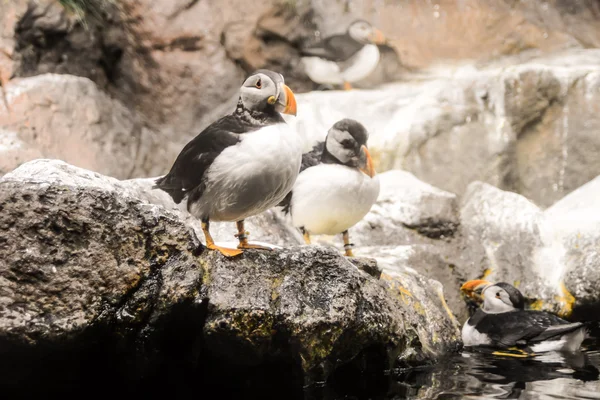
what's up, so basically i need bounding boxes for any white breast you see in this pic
[301,44,380,85]
[290,164,380,235]
[301,57,343,85]
[461,321,491,346]
[191,123,302,222]
[341,44,380,83]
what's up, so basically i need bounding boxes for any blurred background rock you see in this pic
[1,0,599,207]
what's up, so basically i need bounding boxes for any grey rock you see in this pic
[545,175,600,318]
[452,179,600,319]
[0,74,157,179]
[0,159,460,387]
[455,182,554,307]
[351,170,459,246]
[360,244,467,324]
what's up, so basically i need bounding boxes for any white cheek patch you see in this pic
[326,129,354,163]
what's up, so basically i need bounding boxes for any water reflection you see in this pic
[307,339,600,399]
[391,346,600,399]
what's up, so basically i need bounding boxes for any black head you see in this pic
[322,119,376,178]
[494,282,526,310]
[238,69,297,118]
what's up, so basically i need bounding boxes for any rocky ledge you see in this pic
[0,159,460,395]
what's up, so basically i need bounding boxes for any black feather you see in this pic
[301,34,364,62]
[470,309,584,348]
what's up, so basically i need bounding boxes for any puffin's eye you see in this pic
[340,139,354,148]
[496,292,501,298]
[255,78,262,89]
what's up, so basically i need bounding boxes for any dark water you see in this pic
[2,335,598,399]
[307,337,600,400]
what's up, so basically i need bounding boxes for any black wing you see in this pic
[278,141,325,214]
[477,310,581,348]
[301,34,363,62]
[154,114,260,204]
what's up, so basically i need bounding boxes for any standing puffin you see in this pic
[154,70,300,257]
[460,280,588,353]
[300,20,387,90]
[279,119,380,256]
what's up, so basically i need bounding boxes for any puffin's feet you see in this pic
[343,82,353,91]
[491,347,535,358]
[207,243,243,257]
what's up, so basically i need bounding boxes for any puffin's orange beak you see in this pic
[461,279,492,301]
[359,145,376,178]
[368,28,386,45]
[281,84,297,116]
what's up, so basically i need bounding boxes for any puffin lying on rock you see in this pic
[155,70,300,257]
[301,20,387,90]
[279,119,380,256]
[461,280,588,353]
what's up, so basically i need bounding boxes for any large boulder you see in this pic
[545,175,600,320]
[0,74,157,178]
[0,159,460,393]
[453,177,600,319]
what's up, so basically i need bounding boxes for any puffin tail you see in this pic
[153,175,186,204]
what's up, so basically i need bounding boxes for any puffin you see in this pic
[154,70,300,257]
[279,119,380,256]
[300,20,387,90]
[460,280,588,353]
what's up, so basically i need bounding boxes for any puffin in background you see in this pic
[460,280,588,353]
[300,20,387,90]
[154,70,300,257]
[279,119,380,256]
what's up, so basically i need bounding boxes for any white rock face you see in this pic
[291,50,600,208]
[455,176,600,318]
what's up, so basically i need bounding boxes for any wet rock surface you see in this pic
[0,159,460,394]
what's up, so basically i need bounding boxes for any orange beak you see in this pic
[280,84,297,116]
[359,145,376,178]
[368,28,386,45]
[460,279,492,301]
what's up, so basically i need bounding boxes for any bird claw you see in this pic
[207,243,243,257]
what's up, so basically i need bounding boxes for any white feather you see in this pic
[531,327,587,353]
[301,44,380,85]
[290,164,380,235]
[461,321,492,346]
[341,44,380,83]
[190,123,301,221]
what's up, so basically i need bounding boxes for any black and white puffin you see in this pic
[301,20,387,90]
[279,119,380,256]
[154,70,300,257]
[460,280,588,353]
